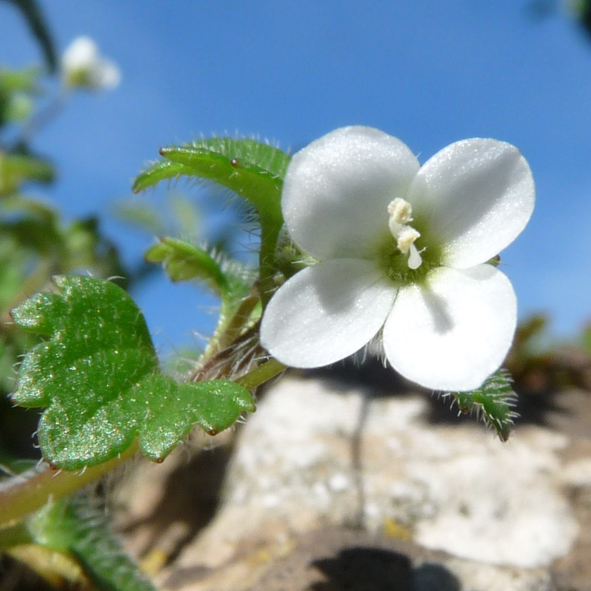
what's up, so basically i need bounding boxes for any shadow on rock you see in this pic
[310,546,460,591]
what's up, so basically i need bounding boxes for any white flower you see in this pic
[62,36,121,91]
[260,126,535,391]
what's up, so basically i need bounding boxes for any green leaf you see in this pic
[0,152,55,195]
[28,493,156,591]
[146,235,255,311]
[133,137,291,302]
[131,160,188,193]
[0,243,26,314]
[0,67,39,93]
[145,237,253,298]
[0,68,38,124]
[145,237,256,351]
[449,369,518,442]
[145,238,226,286]
[133,138,289,225]
[160,138,288,227]
[10,275,255,469]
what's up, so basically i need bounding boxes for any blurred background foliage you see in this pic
[0,0,250,468]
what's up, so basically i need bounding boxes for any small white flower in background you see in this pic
[62,36,121,91]
[260,126,535,392]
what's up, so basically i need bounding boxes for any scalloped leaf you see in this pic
[10,275,255,469]
[450,369,518,442]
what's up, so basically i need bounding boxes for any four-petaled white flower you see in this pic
[260,126,535,391]
[62,36,121,91]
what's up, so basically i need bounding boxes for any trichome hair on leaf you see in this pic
[442,369,519,442]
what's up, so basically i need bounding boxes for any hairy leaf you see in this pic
[145,238,227,286]
[145,237,252,296]
[10,275,255,469]
[145,237,256,352]
[133,137,291,300]
[133,137,289,226]
[450,369,518,442]
[28,494,156,591]
[131,160,187,193]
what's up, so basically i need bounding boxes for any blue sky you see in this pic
[2,1,591,352]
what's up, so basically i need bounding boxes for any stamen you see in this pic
[396,226,420,254]
[387,198,423,269]
[388,197,414,224]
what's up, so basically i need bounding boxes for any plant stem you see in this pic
[0,358,286,529]
[0,441,138,529]
[215,289,260,353]
[14,89,69,149]
[258,224,281,307]
[237,357,286,390]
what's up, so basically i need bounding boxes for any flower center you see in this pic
[387,198,422,270]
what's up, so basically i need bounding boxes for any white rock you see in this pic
[221,377,576,568]
[171,375,581,589]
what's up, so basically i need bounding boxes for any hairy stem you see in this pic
[213,289,260,354]
[237,357,285,390]
[258,225,281,307]
[0,442,138,529]
[0,358,286,528]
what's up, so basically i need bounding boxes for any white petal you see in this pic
[62,37,98,70]
[261,259,396,368]
[283,126,420,260]
[62,37,120,91]
[382,265,516,391]
[408,139,535,268]
[93,59,121,89]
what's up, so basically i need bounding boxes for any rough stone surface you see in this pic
[249,528,552,591]
[177,377,577,568]
[137,374,591,591]
[113,373,591,590]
